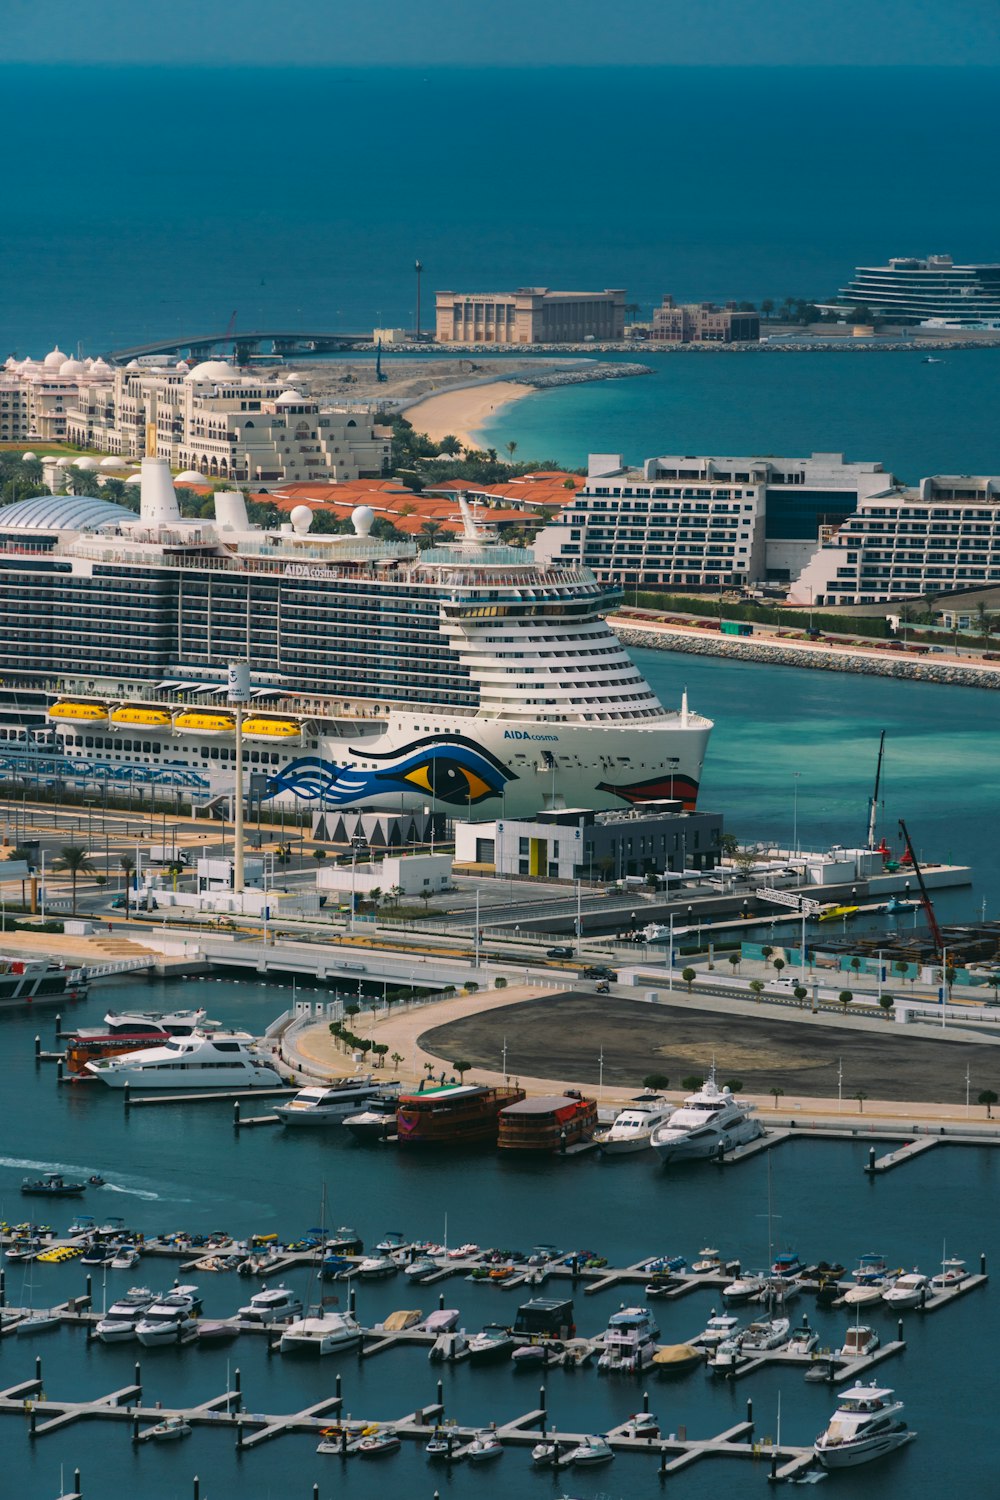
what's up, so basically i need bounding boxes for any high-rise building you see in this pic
[435,287,625,344]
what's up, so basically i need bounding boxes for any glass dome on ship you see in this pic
[0,459,711,814]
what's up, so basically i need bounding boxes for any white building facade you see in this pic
[533,452,890,590]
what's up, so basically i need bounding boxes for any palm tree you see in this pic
[770,1086,785,1108]
[368,886,382,912]
[854,1090,868,1114]
[390,1051,404,1076]
[505,440,518,464]
[419,520,443,549]
[56,845,95,916]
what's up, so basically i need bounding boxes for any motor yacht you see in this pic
[837,1323,880,1359]
[135,1288,200,1346]
[356,1253,397,1279]
[722,1270,767,1303]
[101,1006,209,1036]
[740,1316,790,1351]
[707,1336,745,1375]
[405,1254,440,1283]
[467,1324,515,1363]
[844,1278,893,1307]
[341,1093,400,1141]
[814,1381,916,1468]
[279,1308,362,1356]
[237,1285,303,1325]
[566,1434,614,1467]
[95,1285,156,1342]
[597,1306,659,1372]
[594,1097,672,1154]
[274,1076,382,1126]
[649,1069,763,1163]
[786,1320,820,1354]
[695,1310,740,1348]
[145,1416,191,1442]
[882,1271,929,1309]
[86,1031,282,1089]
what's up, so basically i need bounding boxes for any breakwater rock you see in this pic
[513,362,651,389]
[615,623,1000,691]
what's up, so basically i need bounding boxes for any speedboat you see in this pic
[771,1250,803,1278]
[707,1336,744,1375]
[838,1324,880,1359]
[145,1415,191,1442]
[622,1410,661,1438]
[274,1076,381,1125]
[882,1271,929,1308]
[930,1256,967,1290]
[95,1286,156,1343]
[380,1309,422,1331]
[650,1068,763,1162]
[465,1430,503,1463]
[594,1097,672,1154]
[135,1289,200,1346]
[598,1306,659,1372]
[237,1284,303,1325]
[86,1030,283,1089]
[786,1320,820,1354]
[467,1324,515,1363]
[341,1092,400,1141]
[21,1173,87,1198]
[566,1434,614,1467]
[425,1428,454,1459]
[406,1254,440,1283]
[692,1247,724,1274]
[424,1309,460,1333]
[814,1381,916,1468]
[851,1252,889,1285]
[356,1253,397,1279]
[531,1439,563,1467]
[279,1308,362,1356]
[723,1270,767,1303]
[740,1317,790,1351]
[651,1343,704,1376]
[356,1427,401,1457]
[110,1244,140,1270]
[844,1278,892,1307]
[375,1230,407,1254]
[695,1310,740,1348]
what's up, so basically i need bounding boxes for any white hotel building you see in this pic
[533,452,891,590]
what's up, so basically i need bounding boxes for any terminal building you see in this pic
[454,804,723,882]
[435,287,626,344]
[532,451,890,590]
[823,254,1000,327]
[650,296,759,343]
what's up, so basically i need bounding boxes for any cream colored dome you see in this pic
[100,456,127,470]
[185,359,240,383]
[20,451,37,462]
[175,470,202,482]
[73,456,100,470]
[59,358,87,377]
[44,346,67,369]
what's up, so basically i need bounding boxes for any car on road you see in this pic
[110,895,157,911]
[546,946,575,959]
[583,965,616,981]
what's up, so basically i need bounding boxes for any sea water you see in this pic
[0,976,997,1499]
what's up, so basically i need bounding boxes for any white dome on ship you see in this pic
[352,505,375,536]
[185,359,240,383]
[289,504,313,534]
[43,346,67,369]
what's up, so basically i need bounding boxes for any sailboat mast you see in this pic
[867,730,885,850]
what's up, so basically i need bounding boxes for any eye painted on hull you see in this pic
[391,755,497,805]
[263,738,515,806]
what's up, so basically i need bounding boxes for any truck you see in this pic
[145,845,189,866]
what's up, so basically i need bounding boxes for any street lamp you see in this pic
[792,772,800,855]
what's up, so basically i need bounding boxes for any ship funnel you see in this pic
[681,688,689,726]
[140,456,181,525]
[215,490,250,531]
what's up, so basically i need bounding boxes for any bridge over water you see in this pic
[105,330,373,361]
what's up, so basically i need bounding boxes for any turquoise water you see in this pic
[1,975,998,1499]
[637,646,1000,919]
[478,345,1000,477]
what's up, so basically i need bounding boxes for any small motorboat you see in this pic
[691,1246,723,1274]
[740,1317,790,1351]
[851,1253,889,1285]
[844,1278,892,1307]
[428,1329,468,1362]
[375,1230,407,1254]
[651,1343,704,1376]
[621,1410,661,1438]
[465,1429,503,1463]
[21,1173,87,1198]
[838,1324,880,1359]
[197,1321,240,1345]
[467,1324,514,1363]
[930,1256,967,1290]
[531,1439,562,1467]
[511,1341,553,1367]
[707,1337,745,1375]
[406,1254,440,1283]
[315,1422,377,1454]
[882,1271,929,1309]
[425,1427,454,1459]
[145,1415,191,1442]
[772,1250,803,1277]
[356,1253,397,1279]
[380,1309,423,1331]
[423,1308,460,1334]
[356,1427,401,1458]
[566,1434,614,1467]
[814,1380,916,1468]
[722,1271,767,1303]
[696,1310,740,1348]
[786,1320,820,1355]
[110,1245,140,1271]
[804,1358,838,1383]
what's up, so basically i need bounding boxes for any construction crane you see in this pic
[897,819,944,958]
[866,730,885,850]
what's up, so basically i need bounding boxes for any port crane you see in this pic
[897,819,944,959]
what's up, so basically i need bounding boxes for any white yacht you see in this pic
[95,1286,157,1343]
[695,1310,740,1348]
[135,1288,200,1346]
[882,1271,929,1308]
[279,1307,363,1357]
[838,1324,880,1359]
[814,1381,916,1468]
[86,1030,282,1089]
[342,1093,400,1141]
[237,1285,303,1324]
[930,1256,968,1290]
[100,1006,209,1036]
[649,1070,763,1162]
[594,1097,672,1155]
[597,1306,659,1372]
[722,1271,767,1304]
[739,1316,789,1351]
[273,1077,382,1126]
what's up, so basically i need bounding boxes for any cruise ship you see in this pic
[0,458,712,818]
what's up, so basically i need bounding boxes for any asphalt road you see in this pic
[420,992,1000,1104]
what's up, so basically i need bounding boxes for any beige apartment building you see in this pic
[650,296,759,343]
[435,287,626,344]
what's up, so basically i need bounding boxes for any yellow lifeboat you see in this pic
[50,701,108,724]
[111,706,173,729]
[241,717,301,740]
[173,711,235,735]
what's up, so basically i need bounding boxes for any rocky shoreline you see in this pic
[615,622,1000,690]
[511,361,651,388]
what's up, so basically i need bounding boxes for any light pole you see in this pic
[838,1056,843,1112]
[575,880,582,951]
[792,771,800,856]
[668,909,675,992]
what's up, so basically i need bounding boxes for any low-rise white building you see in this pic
[533,451,890,590]
[316,853,453,900]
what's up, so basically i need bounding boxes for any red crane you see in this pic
[897,819,944,958]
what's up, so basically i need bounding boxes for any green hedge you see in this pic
[632,592,891,639]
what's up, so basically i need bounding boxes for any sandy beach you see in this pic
[402,380,532,450]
